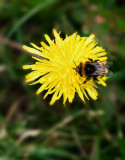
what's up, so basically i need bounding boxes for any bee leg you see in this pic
[84,76,91,83]
[79,76,91,85]
[93,76,98,81]
[83,79,87,84]
[88,58,93,62]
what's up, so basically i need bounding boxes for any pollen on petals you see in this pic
[23,29,109,105]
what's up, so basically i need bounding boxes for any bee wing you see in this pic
[105,69,113,76]
[104,61,113,68]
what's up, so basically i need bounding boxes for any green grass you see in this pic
[0,0,125,159]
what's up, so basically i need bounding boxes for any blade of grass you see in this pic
[90,137,100,160]
[44,109,86,136]
[7,0,57,38]
[29,147,79,160]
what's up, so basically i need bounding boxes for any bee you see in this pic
[74,58,113,84]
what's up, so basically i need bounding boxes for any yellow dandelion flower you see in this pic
[23,29,112,105]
